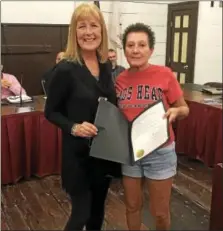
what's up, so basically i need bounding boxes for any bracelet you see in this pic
[71,123,79,136]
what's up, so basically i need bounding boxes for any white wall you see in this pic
[1,1,97,24]
[101,1,168,67]
[194,2,222,84]
[1,1,75,24]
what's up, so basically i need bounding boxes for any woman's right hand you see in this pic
[72,122,98,138]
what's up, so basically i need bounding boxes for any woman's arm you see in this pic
[7,74,27,95]
[164,68,189,123]
[45,63,98,137]
[44,64,74,134]
[171,97,189,120]
[164,97,189,123]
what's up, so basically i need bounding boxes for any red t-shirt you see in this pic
[115,64,183,144]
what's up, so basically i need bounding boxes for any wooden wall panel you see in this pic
[1,24,69,96]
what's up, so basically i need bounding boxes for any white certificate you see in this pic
[131,100,169,162]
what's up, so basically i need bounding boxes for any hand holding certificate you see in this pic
[90,99,170,165]
[131,101,169,162]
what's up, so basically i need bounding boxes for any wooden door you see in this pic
[166,1,199,84]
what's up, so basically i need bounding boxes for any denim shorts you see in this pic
[122,142,177,180]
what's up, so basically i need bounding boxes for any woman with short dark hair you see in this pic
[116,23,189,230]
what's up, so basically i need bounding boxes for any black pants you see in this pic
[64,177,111,230]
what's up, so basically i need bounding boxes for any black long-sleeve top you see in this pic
[44,60,121,196]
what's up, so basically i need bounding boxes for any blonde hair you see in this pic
[64,3,108,64]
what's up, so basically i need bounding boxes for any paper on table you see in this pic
[131,101,169,162]
[6,95,32,103]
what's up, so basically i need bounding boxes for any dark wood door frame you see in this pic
[165,1,199,83]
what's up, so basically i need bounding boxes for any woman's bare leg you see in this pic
[123,176,144,230]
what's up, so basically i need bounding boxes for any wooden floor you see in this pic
[2,173,210,230]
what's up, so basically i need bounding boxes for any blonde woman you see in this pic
[44,3,121,230]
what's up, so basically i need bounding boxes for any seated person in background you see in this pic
[108,48,125,83]
[55,51,65,64]
[1,65,26,99]
[42,51,65,95]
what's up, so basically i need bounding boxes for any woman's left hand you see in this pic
[163,107,179,123]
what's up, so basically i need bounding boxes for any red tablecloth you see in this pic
[176,101,222,167]
[1,112,62,184]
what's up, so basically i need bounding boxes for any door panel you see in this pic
[166,1,199,83]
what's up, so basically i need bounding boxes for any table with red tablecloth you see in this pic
[175,89,222,166]
[1,96,62,184]
[175,100,222,167]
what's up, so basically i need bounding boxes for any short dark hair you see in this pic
[122,23,155,50]
[108,48,116,53]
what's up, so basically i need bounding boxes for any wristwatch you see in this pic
[71,123,79,136]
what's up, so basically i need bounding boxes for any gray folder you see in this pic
[89,99,170,165]
[90,99,131,165]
